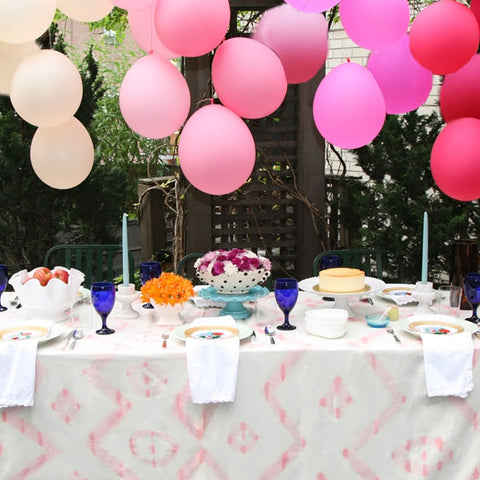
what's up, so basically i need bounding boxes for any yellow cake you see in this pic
[319,267,365,293]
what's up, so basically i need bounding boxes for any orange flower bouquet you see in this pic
[140,272,194,307]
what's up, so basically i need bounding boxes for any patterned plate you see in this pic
[174,322,252,342]
[0,320,58,342]
[401,314,479,336]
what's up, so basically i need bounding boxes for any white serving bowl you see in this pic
[196,268,270,294]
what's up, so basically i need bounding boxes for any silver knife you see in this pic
[60,330,74,349]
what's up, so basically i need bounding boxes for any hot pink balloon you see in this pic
[471,0,480,30]
[431,118,480,201]
[110,0,156,10]
[285,0,339,13]
[440,54,480,123]
[340,0,410,51]
[313,62,386,150]
[252,4,328,85]
[178,104,256,195]
[128,5,178,58]
[212,37,287,119]
[367,34,433,114]
[155,0,230,57]
[410,0,479,75]
[119,54,190,139]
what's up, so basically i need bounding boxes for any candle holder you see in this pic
[116,284,140,319]
[412,281,435,315]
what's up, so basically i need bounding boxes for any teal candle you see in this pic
[421,211,428,283]
[122,213,129,286]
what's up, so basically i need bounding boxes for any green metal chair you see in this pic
[176,253,204,285]
[43,244,135,289]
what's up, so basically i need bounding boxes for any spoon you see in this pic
[69,329,84,350]
[264,324,276,344]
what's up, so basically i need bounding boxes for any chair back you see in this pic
[176,253,204,285]
[44,244,135,289]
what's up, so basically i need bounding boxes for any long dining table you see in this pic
[1,285,480,480]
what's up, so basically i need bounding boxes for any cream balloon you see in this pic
[0,41,39,95]
[57,0,114,22]
[0,0,56,44]
[10,50,83,128]
[30,118,94,190]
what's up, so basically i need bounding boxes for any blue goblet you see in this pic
[320,255,343,270]
[274,278,298,331]
[140,261,162,309]
[91,282,116,335]
[464,273,480,324]
[0,265,8,312]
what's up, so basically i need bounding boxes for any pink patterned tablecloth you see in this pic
[0,290,479,480]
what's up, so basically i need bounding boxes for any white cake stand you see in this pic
[298,277,386,316]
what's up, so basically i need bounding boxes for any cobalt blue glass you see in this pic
[320,255,343,270]
[274,278,298,331]
[91,281,116,335]
[0,264,8,312]
[464,273,480,324]
[140,261,162,309]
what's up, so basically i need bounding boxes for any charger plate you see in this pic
[377,284,417,304]
[174,322,252,342]
[0,320,65,343]
[401,314,479,336]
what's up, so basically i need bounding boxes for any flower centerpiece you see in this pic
[194,248,271,294]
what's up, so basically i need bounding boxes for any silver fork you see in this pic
[387,325,401,344]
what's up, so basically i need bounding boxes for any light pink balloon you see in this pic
[253,4,328,85]
[340,0,410,51]
[410,0,479,75]
[313,62,386,150]
[285,0,339,13]
[128,5,179,58]
[110,0,156,10]
[212,37,287,119]
[431,118,480,201]
[119,54,190,139]
[155,0,230,57]
[178,104,256,195]
[367,34,433,114]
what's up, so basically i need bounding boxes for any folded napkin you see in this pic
[192,286,226,308]
[0,339,38,408]
[421,331,473,398]
[185,316,240,404]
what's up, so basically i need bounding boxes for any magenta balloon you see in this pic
[212,37,287,119]
[340,0,409,51]
[410,0,479,75]
[128,5,178,58]
[471,0,480,29]
[119,54,190,139]
[155,0,230,57]
[431,118,480,201]
[252,4,328,85]
[284,0,339,13]
[178,104,256,195]
[111,0,156,10]
[313,62,386,150]
[440,55,480,123]
[367,34,433,114]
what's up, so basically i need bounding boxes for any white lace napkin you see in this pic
[421,331,474,398]
[0,339,39,408]
[185,316,240,404]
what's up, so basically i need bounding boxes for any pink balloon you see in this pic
[212,37,287,119]
[284,0,339,13]
[128,5,179,58]
[471,0,480,30]
[252,4,328,85]
[340,0,410,51]
[410,0,479,75]
[431,118,480,201]
[367,34,433,114]
[119,54,190,139]
[155,0,230,57]
[178,104,256,195]
[313,62,386,150]
[440,54,480,123]
[110,0,155,10]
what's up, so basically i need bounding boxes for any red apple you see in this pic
[32,267,53,286]
[52,268,69,284]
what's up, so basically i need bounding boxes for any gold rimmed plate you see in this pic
[0,320,61,343]
[377,284,417,304]
[401,314,479,336]
[313,284,371,294]
[175,322,252,342]
[299,276,385,297]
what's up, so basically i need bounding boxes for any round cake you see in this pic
[318,267,365,293]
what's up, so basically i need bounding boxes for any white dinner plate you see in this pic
[401,314,479,336]
[0,320,67,343]
[298,276,385,297]
[376,284,417,304]
[174,322,253,342]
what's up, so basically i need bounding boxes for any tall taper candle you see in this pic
[421,211,428,283]
[122,213,129,286]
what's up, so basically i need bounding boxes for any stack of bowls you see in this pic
[304,308,348,338]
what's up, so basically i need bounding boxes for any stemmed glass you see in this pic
[140,261,162,309]
[463,273,480,324]
[274,278,299,331]
[91,281,116,335]
[0,264,8,312]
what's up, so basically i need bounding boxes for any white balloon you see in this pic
[0,0,56,44]
[57,0,114,23]
[30,118,94,190]
[10,50,83,128]
[0,41,39,95]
